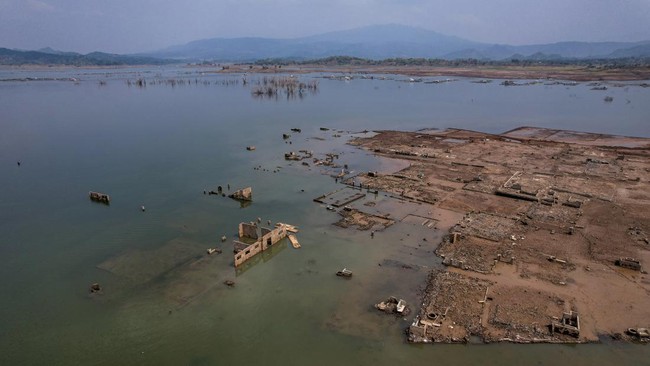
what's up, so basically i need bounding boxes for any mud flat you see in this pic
[218,64,650,81]
[341,127,650,344]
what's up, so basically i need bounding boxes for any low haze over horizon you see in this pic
[1,0,649,54]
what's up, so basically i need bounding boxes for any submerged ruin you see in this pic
[233,222,298,267]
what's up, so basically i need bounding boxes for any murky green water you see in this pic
[1,67,648,365]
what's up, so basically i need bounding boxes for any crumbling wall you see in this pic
[234,241,263,267]
[234,224,288,267]
[239,222,259,239]
[260,226,287,250]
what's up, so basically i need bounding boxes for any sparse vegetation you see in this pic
[250,76,318,99]
[123,75,319,100]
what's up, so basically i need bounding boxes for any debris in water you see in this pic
[89,283,102,293]
[375,296,409,315]
[89,191,110,204]
[336,268,353,277]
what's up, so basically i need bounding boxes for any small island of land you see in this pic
[234,57,650,81]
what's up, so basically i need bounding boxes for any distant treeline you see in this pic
[4,46,650,68]
[253,55,650,68]
[0,48,174,66]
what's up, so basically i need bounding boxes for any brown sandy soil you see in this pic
[347,127,650,344]
[214,64,650,81]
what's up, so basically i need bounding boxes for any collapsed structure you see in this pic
[233,222,297,267]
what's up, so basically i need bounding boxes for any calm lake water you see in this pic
[1,66,649,365]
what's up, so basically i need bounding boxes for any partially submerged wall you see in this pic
[234,224,288,267]
[234,240,263,267]
[261,226,286,251]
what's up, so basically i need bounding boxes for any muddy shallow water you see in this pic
[0,66,648,365]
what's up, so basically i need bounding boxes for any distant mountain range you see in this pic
[2,24,649,65]
[0,47,171,66]
[146,24,650,61]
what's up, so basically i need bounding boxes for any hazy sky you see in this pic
[1,0,649,53]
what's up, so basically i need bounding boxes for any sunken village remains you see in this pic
[306,126,650,343]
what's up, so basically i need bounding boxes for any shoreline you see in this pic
[219,64,650,82]
[2,63,650,82]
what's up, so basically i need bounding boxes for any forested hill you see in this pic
[0,48,172,66]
